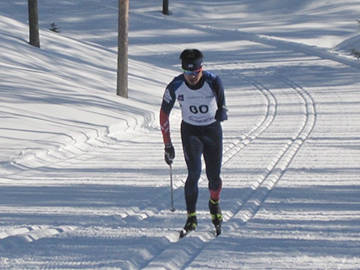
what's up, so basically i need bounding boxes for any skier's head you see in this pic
[180,49,203,71]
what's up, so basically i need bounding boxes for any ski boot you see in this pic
[179,212,197,238]
[209,199,222,236]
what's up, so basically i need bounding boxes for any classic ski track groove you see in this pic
[140,73,316,269]
[226,73,316,227]
[0,225,76,252]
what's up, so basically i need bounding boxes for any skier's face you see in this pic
[183,68,203,86]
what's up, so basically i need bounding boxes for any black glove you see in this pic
[215,106,228,121]
[164,143,175,165]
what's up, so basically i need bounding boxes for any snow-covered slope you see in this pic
[1,0,360,269]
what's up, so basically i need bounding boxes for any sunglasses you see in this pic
[183,68,203,75]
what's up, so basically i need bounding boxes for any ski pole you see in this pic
[169,163,175,212]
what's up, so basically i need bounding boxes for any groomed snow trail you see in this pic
[1,7,360,270]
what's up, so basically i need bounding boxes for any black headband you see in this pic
[182,58,203,71]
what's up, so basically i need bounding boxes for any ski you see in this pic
[179,229,193,238]
[179,227,221,238]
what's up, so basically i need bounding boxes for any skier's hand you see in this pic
[215,105,228,122]
[164,143,175,165]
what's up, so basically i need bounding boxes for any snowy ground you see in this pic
[1,0,360,269]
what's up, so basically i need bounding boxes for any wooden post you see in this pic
[117,0,129,98]
[28,0,40,48]
[163,0,170,15]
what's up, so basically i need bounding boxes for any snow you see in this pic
[1,0,360,269]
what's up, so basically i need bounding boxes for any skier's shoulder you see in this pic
[203,71,222,88]
[168,74,185,91]
[203,70,217,80]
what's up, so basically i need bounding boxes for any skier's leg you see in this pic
[181,122,203,214]
[203,121,223,199]
[202,122,223,235]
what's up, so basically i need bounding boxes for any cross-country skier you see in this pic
[160,49,228,237]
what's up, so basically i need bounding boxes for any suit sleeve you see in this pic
[160,86,176,145]
[214,76,228,122]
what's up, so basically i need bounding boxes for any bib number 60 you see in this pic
[189,105,209,114]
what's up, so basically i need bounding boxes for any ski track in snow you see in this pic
[0,226,77,253]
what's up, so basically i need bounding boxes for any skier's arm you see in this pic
[160,108,171,145]
[214,76,228,121]
[160,108,175,165]
[160,86,176,165]
[160,85,176,144]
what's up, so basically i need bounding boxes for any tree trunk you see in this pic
[117,0,129,98]
[28,0,40,48]
[163,0,170,15]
